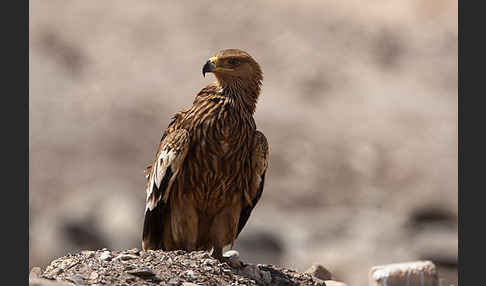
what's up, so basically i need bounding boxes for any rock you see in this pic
[98,251,112,261]
[51,268,63,276]
[125,248,141,255]
[224,250,243,268]
[29,278,73,286]
[128,267,156,278]
[113,253,138,261]
[168,278,180,285]
[261,270,272,284]
[240,264,262,282]
[88,271,99,280]
[30,267,43,279]
[66,274,86,284]
[324,280,348,286]
[305,264,332,280]
[58,258,78,270]
[183,270,198,281]
[369,261,438,286]
[80,250,95,258]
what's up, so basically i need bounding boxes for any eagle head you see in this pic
[202,49,263,84]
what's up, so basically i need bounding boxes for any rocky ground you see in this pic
[31,249,344,286]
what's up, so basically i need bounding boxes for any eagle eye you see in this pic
[228,58,239,66]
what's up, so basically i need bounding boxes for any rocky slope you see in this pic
[30,249,344,286]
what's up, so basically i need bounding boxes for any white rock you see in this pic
[202,258,216,266]
[369,260,438,286]
[99,251,112,261]
[224,250,242,268]
[323,280,348,286]
[184,270,197,281]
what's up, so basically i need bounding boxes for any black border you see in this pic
[459,0,484,285]
[457,0,462,282]
[457,0,462,284]
[5,0,28,284]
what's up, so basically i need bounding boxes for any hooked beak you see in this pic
[202,57,218,77]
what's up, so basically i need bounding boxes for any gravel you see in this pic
[37,249,330,286]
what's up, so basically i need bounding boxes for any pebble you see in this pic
[323,280,348,286]
[67,274,86,284]
[89,271,99,280]
[202,258,216,266]
[240,264,261,281]
[184,270,198,281]
[168,278,180,285]
[125,248,141,255]
[128,267,155,278]
[99,251,112,261]
[182,283,199,286]
[223,250,243,268]
[52,268,64,275]
[113,254,138,261]
[261,270,272,284]
[193,252,210,259]
[29,267,42,279]
[305,263,332,280]
[59,258,77,270]
[81,250,96,258]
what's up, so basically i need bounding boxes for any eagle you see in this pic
[142,49,269,261]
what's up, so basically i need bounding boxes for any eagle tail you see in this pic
[142,202,167,250]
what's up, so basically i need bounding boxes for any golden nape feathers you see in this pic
[142,49,268,260]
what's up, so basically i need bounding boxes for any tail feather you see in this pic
[142,202,167,250]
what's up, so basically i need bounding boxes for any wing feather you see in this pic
[142,128,190,250]
[237,130,269,237]
[145,129,190,210]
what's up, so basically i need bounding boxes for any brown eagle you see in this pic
[142,49,268,260]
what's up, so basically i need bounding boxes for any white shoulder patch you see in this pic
[145,147,177,211]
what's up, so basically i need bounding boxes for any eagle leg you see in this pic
[212,246,223,260]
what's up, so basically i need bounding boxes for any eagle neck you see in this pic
[217,78,261,115]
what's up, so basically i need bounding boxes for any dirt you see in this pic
[36,249,327,286]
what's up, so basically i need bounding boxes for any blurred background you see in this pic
[29,1,457,285]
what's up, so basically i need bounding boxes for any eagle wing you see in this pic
[142,128,190,250]
[237,130,269,237]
